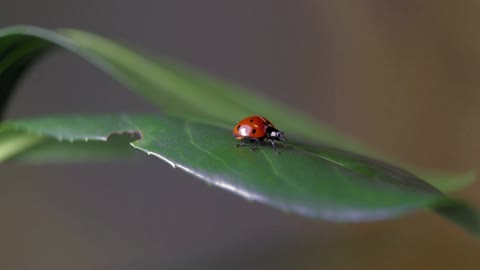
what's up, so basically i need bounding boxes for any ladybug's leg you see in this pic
[235,139,259,151]
[268,138,279,155]
[249,139,260,152]
[234,141,248,148]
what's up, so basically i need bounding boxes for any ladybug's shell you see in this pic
[233,116,274,140]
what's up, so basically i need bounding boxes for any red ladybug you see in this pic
[232,116,286,154]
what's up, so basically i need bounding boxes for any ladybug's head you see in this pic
[270,130,286,141]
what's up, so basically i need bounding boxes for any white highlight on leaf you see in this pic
[175,163,262,201]
[130,143,176,168]
[210,178,262,201]
[130,143,262,201]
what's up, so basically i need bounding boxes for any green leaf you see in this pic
[0,26,478,234]
[433,199,480,236]
[0,127,139,162]
[0,25,475,192]
[3,114,477,230]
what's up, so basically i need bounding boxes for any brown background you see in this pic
[1,1,479,269]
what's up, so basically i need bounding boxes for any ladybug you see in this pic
[232,116,286,154]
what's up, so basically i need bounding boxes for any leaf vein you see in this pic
[184,120,237,173]
[260,149,308,194]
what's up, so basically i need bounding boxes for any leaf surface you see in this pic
[1,114,453,222]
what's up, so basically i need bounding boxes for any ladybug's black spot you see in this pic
[252,128,256,134]
[250,119,254,122]
[237,125,241,131]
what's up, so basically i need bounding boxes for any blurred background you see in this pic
[1,1,479,269]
